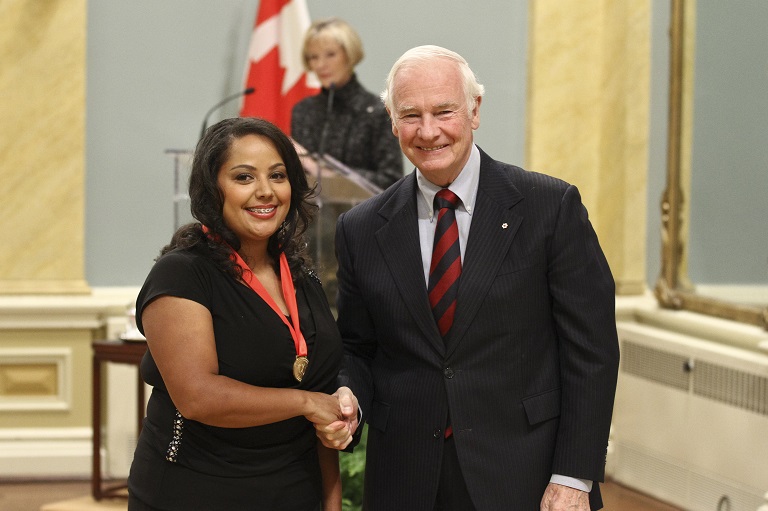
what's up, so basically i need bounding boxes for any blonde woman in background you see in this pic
[291,17,402,190]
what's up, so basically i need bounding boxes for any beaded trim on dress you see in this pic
[165,410,184,462]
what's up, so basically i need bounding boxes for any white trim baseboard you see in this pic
[0,428,92,478]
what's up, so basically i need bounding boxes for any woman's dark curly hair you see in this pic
[160,117,317,282]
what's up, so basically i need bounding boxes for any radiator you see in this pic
[610,321,768,510]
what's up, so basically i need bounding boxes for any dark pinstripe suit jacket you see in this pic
[335,147,619,510]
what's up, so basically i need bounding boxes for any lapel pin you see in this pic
[502,223,508,229]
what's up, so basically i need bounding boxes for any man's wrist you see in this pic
[549,474,592,492]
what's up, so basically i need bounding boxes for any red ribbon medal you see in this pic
[231,250,309,382]
[204,227,308,381]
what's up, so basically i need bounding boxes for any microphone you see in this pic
[199,87,256,139]
[316,83,335,156]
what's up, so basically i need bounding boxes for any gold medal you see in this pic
[293,356,309,382]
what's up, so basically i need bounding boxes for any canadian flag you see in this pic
[240,0,320,133]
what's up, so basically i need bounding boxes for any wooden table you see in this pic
[91,339,148,500]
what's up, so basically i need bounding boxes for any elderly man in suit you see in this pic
[321,45,620,511]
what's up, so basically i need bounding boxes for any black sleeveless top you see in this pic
[128,246,342,510]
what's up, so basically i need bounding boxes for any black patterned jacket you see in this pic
[291,75,403,190]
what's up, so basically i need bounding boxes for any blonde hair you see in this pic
[302,17,364,71]
[381,45,485,117]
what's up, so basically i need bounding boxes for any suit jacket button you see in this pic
[444,367,454,379]
[433,429,442,438]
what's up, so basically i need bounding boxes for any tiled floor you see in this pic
[0,478,681,511]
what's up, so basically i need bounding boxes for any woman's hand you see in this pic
[303,391,345,428]
[315,387,358,450]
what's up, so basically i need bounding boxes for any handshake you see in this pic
[310,386,359,450]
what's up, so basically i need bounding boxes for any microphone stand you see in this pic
[313,83,335,268]
[316,83,335,157]
[199,87,255,139]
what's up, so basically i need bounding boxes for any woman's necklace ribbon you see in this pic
[204,225,309,382]
[231,250,309,382]
[203,226,309,381]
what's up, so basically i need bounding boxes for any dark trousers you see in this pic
[433,435,476,511]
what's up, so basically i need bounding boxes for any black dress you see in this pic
[291,74,403,190]
[127,246,342,511]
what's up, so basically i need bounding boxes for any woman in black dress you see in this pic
[127,117,353,510]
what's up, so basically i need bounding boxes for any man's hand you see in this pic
[540,483,590,511]
[315,386,359,450]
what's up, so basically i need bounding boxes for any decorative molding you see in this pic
[0,280,91,296]
[695,285,768,307]
[655,281,768,331]
[0,287,139,330]
[617,294,768,354]
[0,348,72,411]
[0,286,141,479]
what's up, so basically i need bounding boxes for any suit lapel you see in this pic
[445,151,524,356]
[375,175,445,354]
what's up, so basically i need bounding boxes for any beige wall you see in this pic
[0,0,88,295]
[527,0,651,295]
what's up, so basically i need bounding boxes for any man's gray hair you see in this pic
[380,45,485,117]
